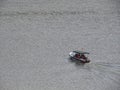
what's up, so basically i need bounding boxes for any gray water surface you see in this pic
[0,0,120,90]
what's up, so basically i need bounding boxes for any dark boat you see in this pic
[69,51,90,63]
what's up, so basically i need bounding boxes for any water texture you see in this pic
[0,0,120,90]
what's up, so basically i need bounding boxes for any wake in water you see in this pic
[68,58,120,90]
[76,62,120,89]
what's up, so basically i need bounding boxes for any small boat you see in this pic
[69,50,90,63]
